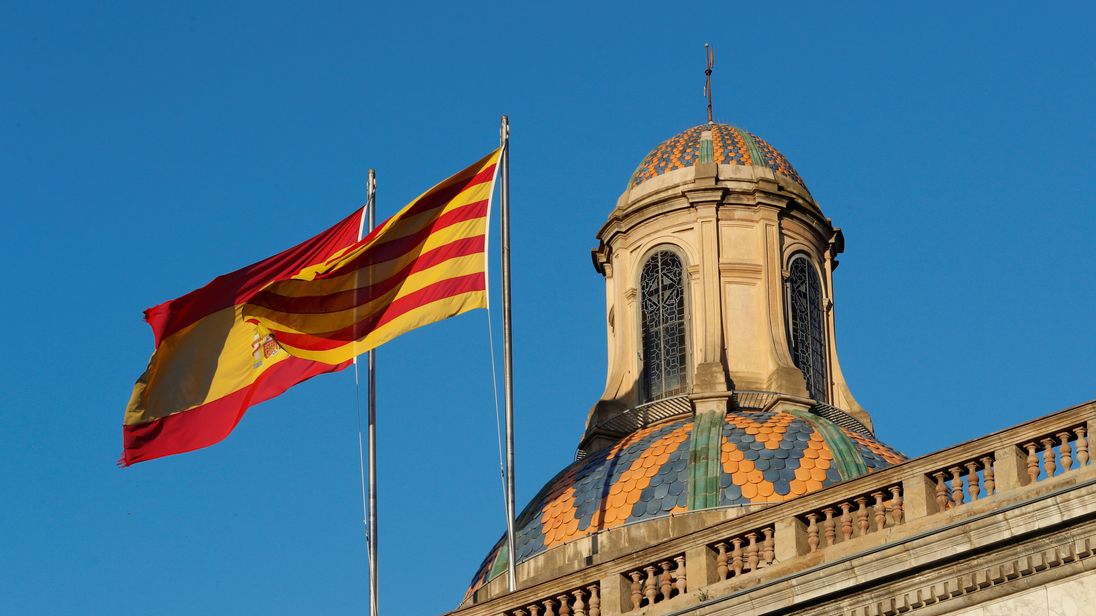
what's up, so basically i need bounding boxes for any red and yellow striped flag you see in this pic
[242,148,501,365]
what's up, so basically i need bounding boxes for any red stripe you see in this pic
[121,357,349,466]
[144,156,494,346]
[341,162,494,250]
[146,209,363,345]
[401,163,496,220]
[319,200,488,280]
[248,234,486,314]
[270,273,485,351]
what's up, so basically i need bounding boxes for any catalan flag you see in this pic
[242,148,500,365]
[121,209,364,466]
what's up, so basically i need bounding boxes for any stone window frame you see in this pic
[637,245,692,403]
[784,252,830,404]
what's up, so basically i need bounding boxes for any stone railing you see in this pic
[799,484,903,552]
[506,583,600,616]
[623,554,686,611]
[926,455,995,511]
[1022,423,1089,482]
[454,400,1096,616]
[710,525,775,580]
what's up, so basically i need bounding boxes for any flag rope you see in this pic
[485,311,509,524]
[353,348,370,556]
[351,198,373,592]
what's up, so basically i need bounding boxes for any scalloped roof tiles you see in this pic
[629,123,807,189]
[464,409,904,598]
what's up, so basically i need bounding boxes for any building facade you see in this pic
[450,123,1096,616]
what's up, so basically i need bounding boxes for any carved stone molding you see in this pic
[836,527,1096,616]
[718,262,764,279]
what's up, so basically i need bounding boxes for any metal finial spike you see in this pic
[704,43,715,124]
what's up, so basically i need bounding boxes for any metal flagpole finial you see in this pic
[500,114,510,144]
[367,168,376,200]
[704,43,715,124]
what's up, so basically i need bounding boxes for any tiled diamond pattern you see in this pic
[630,123,806,189]
[466,409,904,597]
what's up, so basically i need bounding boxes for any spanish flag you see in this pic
[242,148,500,365]
[122,209,363,466]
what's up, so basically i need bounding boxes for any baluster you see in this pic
[1076,426,1090,466]
[643,566,657,606]
[1041,438,1057,477]
[1024,443,1039,483]
[889,486,904,524]
[823,507,837,546]
[543,599,556,616]
[745,532,759,572]
[514,609,528,616]
[628,571,643,610]
[528,605,541,616]
[674,555,687,594]
[587,585,600,616]
[806,513,820,552]
[659,561,673,600]
[761,527,775,567]
[872,492,886,531]
[1059,432,1073,471]
[949,467,964,505]
[572,589,586,616]
[557,594,571,616]
[731,537,744,576]
[854,497,869,536]
[839,502,853,540]
[965,461,981,501]
[714,542,729,580]
[981,456,995,495]
[933,472,948,510]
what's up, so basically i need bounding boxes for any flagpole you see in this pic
[499,115,518,592]
[365,169,379,616]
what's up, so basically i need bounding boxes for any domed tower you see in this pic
[461,123,905,606]
[582,122,873,452]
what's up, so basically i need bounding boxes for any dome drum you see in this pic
[588,122,872,440]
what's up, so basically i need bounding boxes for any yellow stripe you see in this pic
[124,306,290,425]
[246,253,486,334]
[288,163,497,283]
[264,215,488,299]
[276,291,487,363]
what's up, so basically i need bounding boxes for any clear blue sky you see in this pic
[3,2,1094,614]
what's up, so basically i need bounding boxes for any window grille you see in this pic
[640,251,688,401]
[787,255,829,403]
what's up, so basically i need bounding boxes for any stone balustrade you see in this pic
[799,485,902,553]
[623,554,686,611]
[457,401,1095,616]
[1021,423,1089,483]
[926,455,995,512]
[710,526,775,579]
[507,584,600,616]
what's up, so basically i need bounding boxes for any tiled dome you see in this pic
[630,123,807,189]
[465,408,904,597]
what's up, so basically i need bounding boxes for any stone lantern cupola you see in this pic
[583,123,871,454]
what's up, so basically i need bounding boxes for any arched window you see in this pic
[787,254,829,403]
[640,250,688,401]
